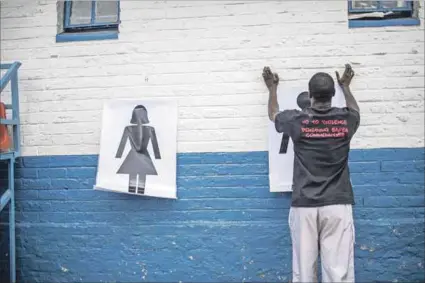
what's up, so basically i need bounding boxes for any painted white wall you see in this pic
[1,0,424,156]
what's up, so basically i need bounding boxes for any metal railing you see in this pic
[0,61,22,283]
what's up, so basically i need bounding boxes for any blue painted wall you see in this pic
[0,148,424,282]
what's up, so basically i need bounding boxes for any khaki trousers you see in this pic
[289,204,355,282]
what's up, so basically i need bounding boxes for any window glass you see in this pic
[96,1,119,24]
[351,1,379,10]
[380,0,409,9]
[69,1,92,25]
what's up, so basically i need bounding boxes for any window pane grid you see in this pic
[64,0,119,29]
[348,0,412,13]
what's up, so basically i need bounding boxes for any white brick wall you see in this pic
[1,0,424,156]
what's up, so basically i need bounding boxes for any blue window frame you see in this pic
[348,0,420,28]
[57,0,120,43]
[64,0,120,30]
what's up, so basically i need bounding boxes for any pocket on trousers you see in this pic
[345,205,355,244]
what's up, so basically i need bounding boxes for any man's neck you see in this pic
[311,100,332,110]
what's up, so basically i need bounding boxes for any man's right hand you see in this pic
[263,66,279,90]
[336,64,355,88]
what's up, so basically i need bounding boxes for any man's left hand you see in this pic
[336,64,355,88]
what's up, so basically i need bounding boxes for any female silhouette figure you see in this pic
[115,105,161,195]
[279,91,311,154]
[297,91,311,110]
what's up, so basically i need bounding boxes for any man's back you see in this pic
[263,64,360,282]
[275,106,360,207]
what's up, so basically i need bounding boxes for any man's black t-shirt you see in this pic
[275,107,360,207]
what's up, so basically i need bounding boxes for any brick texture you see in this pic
[0,0,424,155]
[0,148,424,282]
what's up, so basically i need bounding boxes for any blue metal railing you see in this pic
[0,61,21,283]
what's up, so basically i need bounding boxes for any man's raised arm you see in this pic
[336,64,360,113]
[263,66,280,121]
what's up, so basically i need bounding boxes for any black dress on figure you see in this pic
[115,105,161,194]
[279,92,311,154]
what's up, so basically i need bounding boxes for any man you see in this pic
[262,64,360,282]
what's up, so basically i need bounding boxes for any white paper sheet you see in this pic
[95,99,178,199]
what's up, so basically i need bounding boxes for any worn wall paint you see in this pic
[0,0,424,155]
[0,148,423,282]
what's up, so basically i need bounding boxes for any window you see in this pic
[56,0,120,43]
[348,0,420,28]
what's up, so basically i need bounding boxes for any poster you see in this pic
[268,86,346,192]
[95,99,178,199]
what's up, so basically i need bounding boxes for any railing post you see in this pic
[11,71,21,157]
[0,61,21,283]
[9,157,16,283]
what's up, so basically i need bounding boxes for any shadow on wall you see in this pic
[0,148,423,282]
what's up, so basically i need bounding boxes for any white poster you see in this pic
[268,86,346,192]
[95,99,177,199]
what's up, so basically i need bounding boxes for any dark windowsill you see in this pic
[349,18,420,28]
[56,30,119,43]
